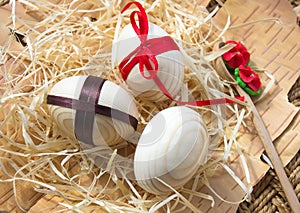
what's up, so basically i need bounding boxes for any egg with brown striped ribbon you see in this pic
[134,106,209,194]
[47,76,139,147]
[114,22,184,102]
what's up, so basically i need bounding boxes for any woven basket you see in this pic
[288,76,300,108]
[238,152,300,212]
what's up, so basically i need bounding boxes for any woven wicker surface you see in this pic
[238,151,300,213]
[289,77,300,108]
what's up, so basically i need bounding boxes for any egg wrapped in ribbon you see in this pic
[113,2,184,101]
[134,106,209,194]
[47,76,139,147]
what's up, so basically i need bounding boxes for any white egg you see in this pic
[47,76,139,147]
[134,106,209,194]
[114,22,184,101]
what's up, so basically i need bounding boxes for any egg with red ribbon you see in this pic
[113,2,184,101]
[47,76,139,147]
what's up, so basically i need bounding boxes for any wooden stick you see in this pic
[237,87,300,213]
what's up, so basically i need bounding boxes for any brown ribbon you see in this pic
[47,76,138,145]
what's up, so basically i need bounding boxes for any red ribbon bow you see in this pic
[119,2,244,106]
[119,2,179,81]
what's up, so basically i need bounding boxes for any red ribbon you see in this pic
[119,2,179,81]
[119,2,244,106]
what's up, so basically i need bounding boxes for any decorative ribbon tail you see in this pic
[184,97,244,106]
[153,76,244,107]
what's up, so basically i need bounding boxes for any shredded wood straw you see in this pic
[0,0,274,212]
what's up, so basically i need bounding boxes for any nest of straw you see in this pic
[0,0,274,212]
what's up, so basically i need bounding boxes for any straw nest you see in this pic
[0,0,273,212]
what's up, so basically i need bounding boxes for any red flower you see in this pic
[238,65,261,92]
[222,40,250,69]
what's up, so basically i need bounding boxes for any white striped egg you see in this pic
[114,22,184,101]
[134,106,209,194]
